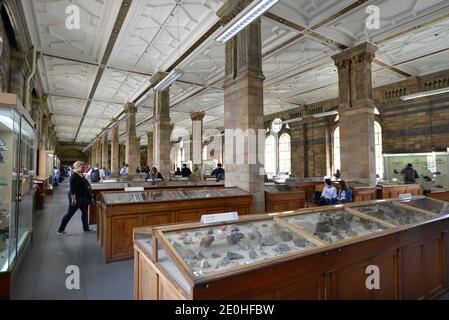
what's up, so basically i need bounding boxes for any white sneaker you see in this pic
[57,231,71,236]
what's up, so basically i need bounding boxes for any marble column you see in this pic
[218,2,265,213]
[332,42,378,185]
[95,140,102,167]
[102,132,109,169]
[119,144,126,169]
[191,112,205,166]
[146,131,153,168]
[124,103,140,173]
[111,120,120,174]
[150,72,172,178]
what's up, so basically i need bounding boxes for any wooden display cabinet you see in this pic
[134,197,449,300]
[98,187,252,263]
[265,185,305,213]
[286,178,324,202]
[89,181,225,225]
[377,182,421,199]
[348,182,376,202]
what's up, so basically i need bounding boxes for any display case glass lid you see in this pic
[282,209,389,244]
[265,185,299,193]
[349,202,437,226]
[157,217,319,280]
[397,196,449,216]
[129,180,224,188]
[91,182,129,190]
[101,187,249,205]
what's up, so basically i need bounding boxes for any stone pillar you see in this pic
[102,132,109,169]
[124,103,140,173]
[332,42,378,185]
[111,120,120,174]
[119,144,126,168]
[191,112,205,166]
[146,131,153,168]
[218,2,265,213]
[95,140,102,167]
[150,72,172,178]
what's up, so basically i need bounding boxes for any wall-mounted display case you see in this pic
[98,187,252,263]
[134,197,449,300]
[384,152,449,193]
[0,93,36,299]
[265,184,305,213]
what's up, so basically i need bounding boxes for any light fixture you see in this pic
[153,69,184,91]
[312,110,339,118]
[400,87,449,101]
[215,0,279,43]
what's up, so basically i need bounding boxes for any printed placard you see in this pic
[399,193,413,201]
[125,187,144,192]
[201,212,239,224]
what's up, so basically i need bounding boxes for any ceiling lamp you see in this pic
[312,110,339,118]
[215,0,279,43]
[400,87,449,101]
[154,69,184,91]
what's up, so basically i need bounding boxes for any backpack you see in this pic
[91,169,100,183]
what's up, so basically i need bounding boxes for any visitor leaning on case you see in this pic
[57,161,94,236]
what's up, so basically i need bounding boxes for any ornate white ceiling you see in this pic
[21,0,449,145]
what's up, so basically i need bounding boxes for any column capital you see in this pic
[217,0,253,26]
[150,72,169,86]
[190,112,205,121]
[332,42,378,67]
[124,102,138,114]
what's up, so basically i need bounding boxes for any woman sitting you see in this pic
[147,167,164,181]
[337,180,353,203]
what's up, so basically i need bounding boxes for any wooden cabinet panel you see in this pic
[331,260,369,300]
[273,203,288,212]
[143,212,171,226]
[138,254,158,300]
[205,207,229,214]
[159,275,187,300]
[402,244,424,300]
[423,237,444,298]
[111,215,142,257]
[229,206,249,216]
[178,209,203,222]
[275,276,323,300]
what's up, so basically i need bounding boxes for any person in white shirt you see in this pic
[319,179,337,206]
[119,164,129,176]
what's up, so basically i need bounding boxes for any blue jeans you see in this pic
[58,195,90,232]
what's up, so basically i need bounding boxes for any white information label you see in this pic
[399,193,413,201]
[201,212,239,224]
[125,187,144,192]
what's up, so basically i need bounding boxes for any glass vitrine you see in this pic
[282,209,389,244]
[349,201,438,226]
[396,196,449,216]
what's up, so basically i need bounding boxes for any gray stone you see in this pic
[279,230,294,242]
[226,232,245,245]
[200,259,211,269]
[249,250,257,259]
[227,251,245,260]
[200,235,215,248]
[274,243,292,254]
[293,237,306,247]
[260,235,276,246]
[211,252,222,259]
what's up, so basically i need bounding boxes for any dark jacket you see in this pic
[401,167,419,184]
[181,167,192,177]
[68,173,92,200]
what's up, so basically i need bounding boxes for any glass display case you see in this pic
[348,201,438,227]
[265,185,298,193]
[395,196,449,216]
[0,93,35,280]
[102,188,249,205]
[383,152,449,193]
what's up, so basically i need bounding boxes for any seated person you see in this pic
[181,164,192,177]
[318,179,337,206]
[147,167,164,181]
[189,165,202,182]
[175,167,182,176]
[337,180,353,203]
[211,163,225,182]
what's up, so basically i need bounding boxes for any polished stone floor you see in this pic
[12,181,134,300]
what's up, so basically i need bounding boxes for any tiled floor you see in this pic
[12,182,134,300]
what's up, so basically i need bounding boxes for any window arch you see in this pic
[279,133,291,174]
[332,121,383,178]
[265,135,276,178]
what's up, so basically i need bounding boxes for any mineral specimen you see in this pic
[200,235,215,248]
[200,259,211,269]
[279,230,294,242]
[217,257,230,268]
[172,241,194,260]
[293,237,306,247]
[260,235,276,246]
[226,232,245,245]
[182,236,193,245]
[274,243,292,254]
[211,252,222,259]
[227,251,245,260]
[249,250,257,259]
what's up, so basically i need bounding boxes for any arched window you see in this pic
[265,135,276,178]
[333,126,341,174]
[333,122,383,178]
[203,145,208,161]
[374,121,383,179]
[279,133,291,174]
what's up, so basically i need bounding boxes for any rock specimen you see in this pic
[274,243,292,254]
[200,235,215,248]
[200,259,211,269]
[279,230,294,242]
[293,237,306,247]
[227,251,245,260]
[211,252,222,259]
[260,235,276,246]
[226,232,245,245]
[249,250,257,259]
